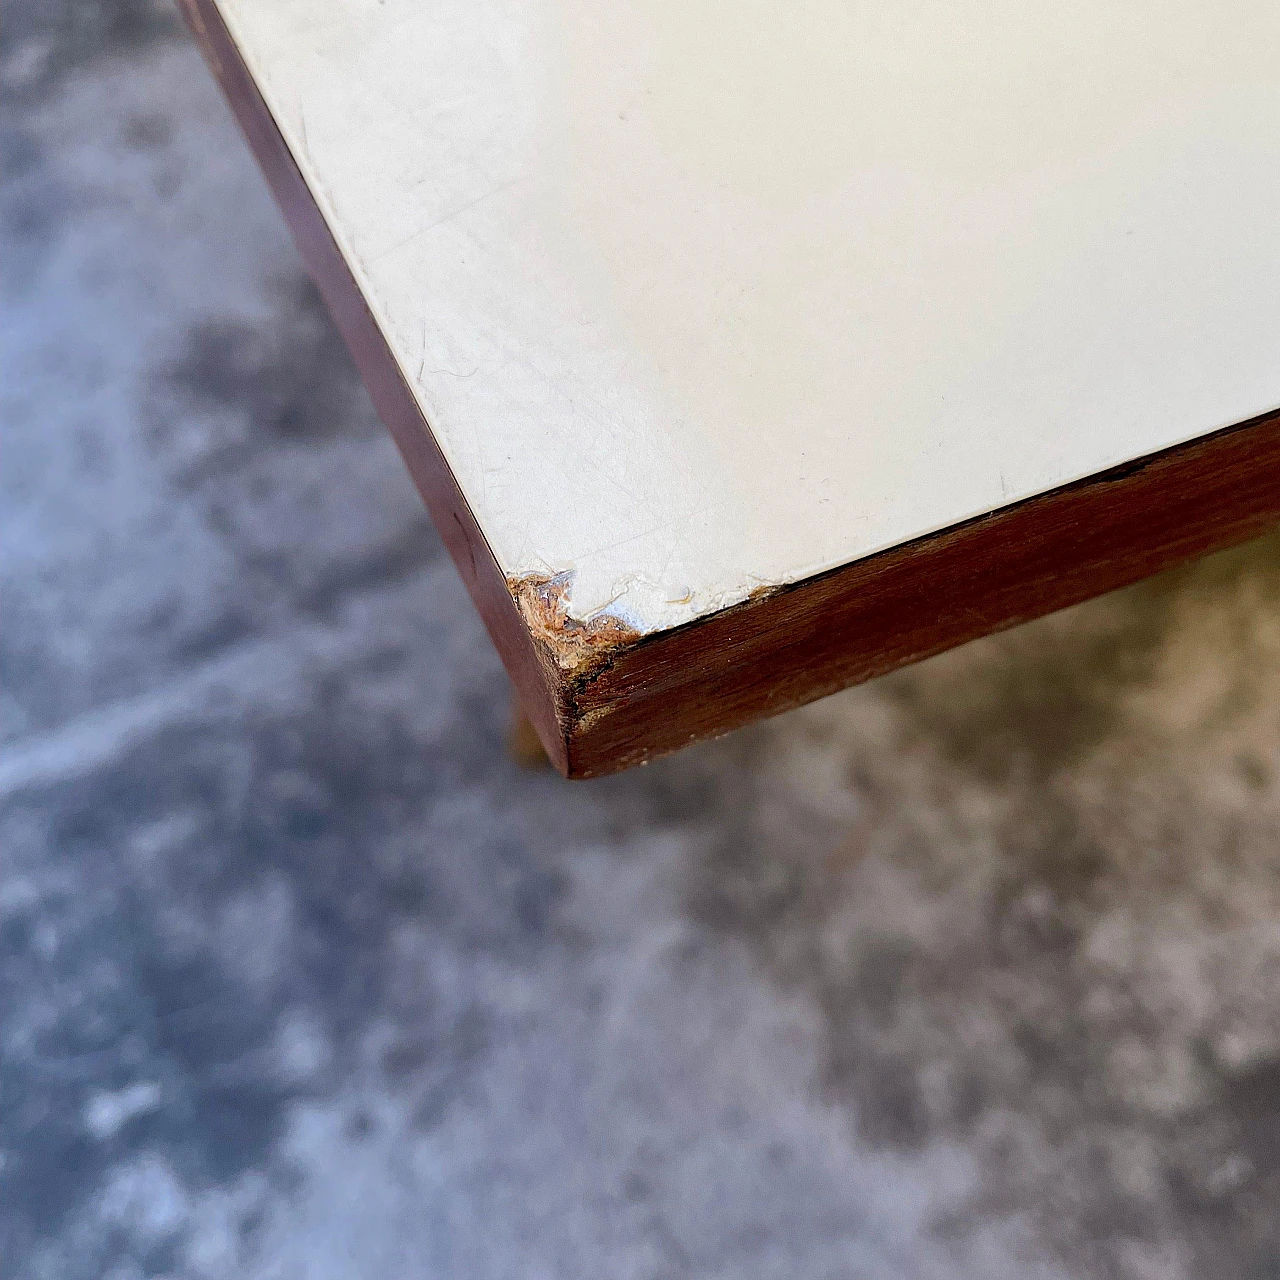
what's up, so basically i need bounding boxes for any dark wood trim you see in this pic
[181,0,1280,779]
[177,0,570,773]
[563,409,1280,776]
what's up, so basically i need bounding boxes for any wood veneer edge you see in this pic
[178,0,571,772]
[562,408,1280,777]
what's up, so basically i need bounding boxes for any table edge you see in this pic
[565,408,1280,775]
[181,0,1280,778]
[179,0,573,772]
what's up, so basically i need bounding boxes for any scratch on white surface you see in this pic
[370,177,524,265]
[471,406,488,512]
[297,98,310,169]
[571,439,644,505]
[576,525,669,563]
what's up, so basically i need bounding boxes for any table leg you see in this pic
[508,697,549,768]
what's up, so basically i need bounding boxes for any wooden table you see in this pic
[181,0,1280,777]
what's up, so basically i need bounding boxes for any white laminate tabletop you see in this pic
[215,0,1280,634]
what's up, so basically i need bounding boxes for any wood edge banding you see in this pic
[178,0,571,772]
[562,409,1280,776]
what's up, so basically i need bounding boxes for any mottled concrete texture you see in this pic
[3,5,1280,1278]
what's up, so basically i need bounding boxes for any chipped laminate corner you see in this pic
[181,0,1280,780]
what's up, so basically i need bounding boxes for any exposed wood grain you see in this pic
[181,0,1280,778]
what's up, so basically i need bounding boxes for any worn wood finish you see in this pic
[181,0,1280,778]
[562,409,1280,776]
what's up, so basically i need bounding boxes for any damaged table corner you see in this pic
[180,0,1280,777]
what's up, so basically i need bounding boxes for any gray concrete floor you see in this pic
[4,4,1280,1277]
